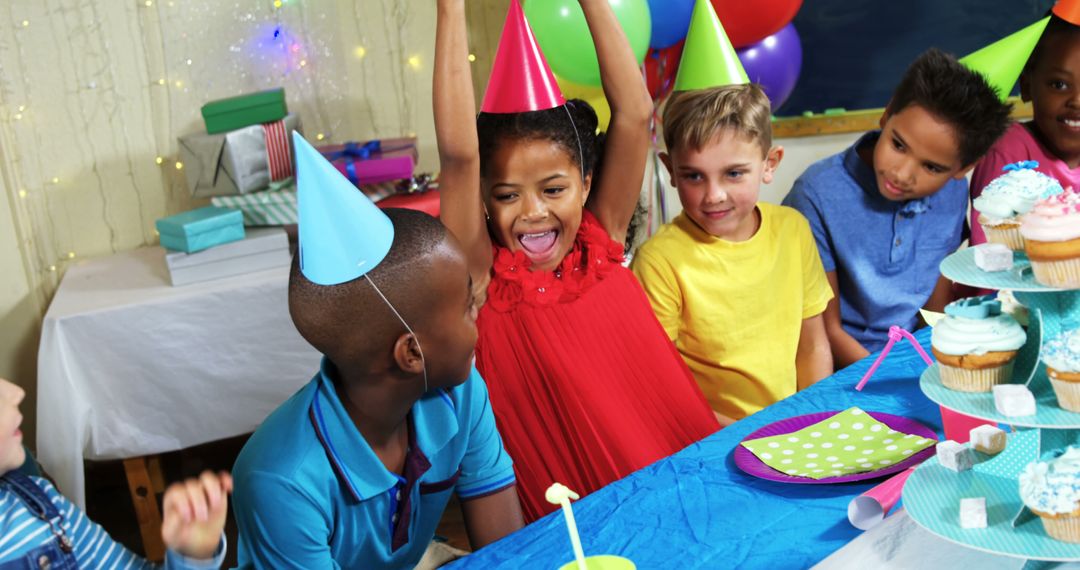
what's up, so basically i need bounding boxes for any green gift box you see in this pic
[201,88,288,135]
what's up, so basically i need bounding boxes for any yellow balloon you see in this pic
[556,76,611,133]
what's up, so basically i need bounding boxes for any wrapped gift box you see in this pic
[211,176,436,226]
[164,227,291,286]
[319,138,417,188]
[179,113,302,198]
[212,186,297,226]
[156,206,244,253]
[201,88,288,134]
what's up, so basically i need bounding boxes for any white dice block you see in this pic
[937,440,973,472]
[969,425,1007,455]
[973,243,1013,272]
[993,384,1037,417]
[960,497,987,529]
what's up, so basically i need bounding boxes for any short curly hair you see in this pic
[476,99,604,181]
[888,48,1012,167]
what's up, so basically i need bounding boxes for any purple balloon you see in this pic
[736,23,803,110]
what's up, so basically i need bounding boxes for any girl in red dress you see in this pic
[434,0,718,521]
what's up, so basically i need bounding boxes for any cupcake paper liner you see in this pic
[1039,512,1080,544]
[1029,256,1080,288]
[939,361,1014,393]
[981,223,1025,251]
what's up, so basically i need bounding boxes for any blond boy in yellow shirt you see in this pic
[631,85,833,426]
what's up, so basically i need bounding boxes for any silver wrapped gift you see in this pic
[178,113,302,198]
[163,227,291,286]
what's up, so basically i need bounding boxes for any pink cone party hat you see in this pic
[480,0,566,113]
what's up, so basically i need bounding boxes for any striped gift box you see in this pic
[211,187,297,226]
[211,176,434,226]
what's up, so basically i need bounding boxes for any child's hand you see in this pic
[161,471,233,560]
[714,411,737,428]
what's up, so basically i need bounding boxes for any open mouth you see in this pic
[1060,117,1080,130]
[517,230,559,263]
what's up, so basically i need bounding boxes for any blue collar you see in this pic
[308,357,459,502]
[843,130,932,217]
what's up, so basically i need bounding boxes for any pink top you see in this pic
[970,122,1080,245]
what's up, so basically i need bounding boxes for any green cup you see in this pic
[558,555,636,570]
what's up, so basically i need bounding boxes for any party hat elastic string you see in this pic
[364,274,428,395]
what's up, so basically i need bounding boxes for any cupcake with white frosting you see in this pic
[975,161,1063,250]
[931,295,1027,392]
[1045,328,1080,412]
[1020,446,1080,543]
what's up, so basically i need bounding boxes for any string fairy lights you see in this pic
[4,0,443,283]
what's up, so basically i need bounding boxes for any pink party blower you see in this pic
[847,467,916,530]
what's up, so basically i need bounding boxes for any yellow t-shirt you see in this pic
[631,203,833,419]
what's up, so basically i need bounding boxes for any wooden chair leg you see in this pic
[123,457,166,561]
[147,456,166,494]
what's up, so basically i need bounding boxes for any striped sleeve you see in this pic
[0,477,224,570]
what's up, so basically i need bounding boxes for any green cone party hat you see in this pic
[959,16,1051,101]
[672,0,748,91]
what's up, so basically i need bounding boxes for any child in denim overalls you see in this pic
[0,378,231,569]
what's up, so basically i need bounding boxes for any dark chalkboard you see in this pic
[777,0,1055,116]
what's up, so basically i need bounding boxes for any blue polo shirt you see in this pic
[782,131,967,352]
[232,360,516,569]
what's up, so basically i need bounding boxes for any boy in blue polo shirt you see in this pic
[783,49,1012,368]
[231,135,522,569]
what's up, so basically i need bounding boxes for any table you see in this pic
[35,246,320,542]
[450,328,943,569]
[816,508,1057,570]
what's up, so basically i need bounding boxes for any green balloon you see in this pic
[525,0,651,87]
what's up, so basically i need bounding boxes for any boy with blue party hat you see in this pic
[232,132,522,569]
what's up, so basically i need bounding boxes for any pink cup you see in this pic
[939,406,993,443]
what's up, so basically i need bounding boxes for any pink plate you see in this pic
[733,411,937,484]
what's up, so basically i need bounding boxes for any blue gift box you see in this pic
[155,206,245,253]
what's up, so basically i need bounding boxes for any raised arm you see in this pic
[579,0,654,244]
[435,0,492,283]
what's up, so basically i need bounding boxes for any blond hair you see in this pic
[662,84,772,156]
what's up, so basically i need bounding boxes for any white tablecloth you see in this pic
[814,508,1078,569]
[36,246,321,507]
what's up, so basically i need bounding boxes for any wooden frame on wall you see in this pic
[772,98,1034,139]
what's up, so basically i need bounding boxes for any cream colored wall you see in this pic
[0,0,509,450]
[651,132,864,225]
[0,0,860,452]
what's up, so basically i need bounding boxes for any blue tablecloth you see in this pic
[449,328,944,569]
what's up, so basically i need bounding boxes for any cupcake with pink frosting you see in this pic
[1020,187,1080,288]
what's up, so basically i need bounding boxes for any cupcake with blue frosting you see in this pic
[1045,327,1080,412]
[974,161,1064,250]
[931,295,1027,392]
[1020,446,1080,543]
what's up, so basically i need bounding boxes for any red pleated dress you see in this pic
[475,211,720,521]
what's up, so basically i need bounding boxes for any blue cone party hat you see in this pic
[293,131,394,286]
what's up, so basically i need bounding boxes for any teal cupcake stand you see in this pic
[904,248,1080,564]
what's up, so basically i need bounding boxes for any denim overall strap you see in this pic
[0,472,77,569]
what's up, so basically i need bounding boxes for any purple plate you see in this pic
[733,411,938,484]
